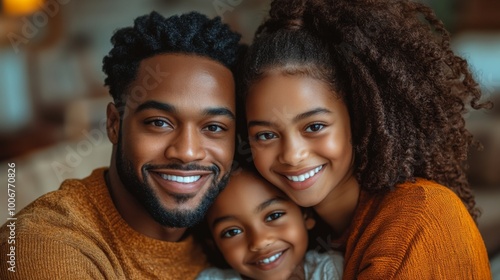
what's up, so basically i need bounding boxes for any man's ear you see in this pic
[303,209,316,230]
[106,102,120,144]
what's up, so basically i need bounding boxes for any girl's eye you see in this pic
[305,123,324,132]
[221,228,242,238]
[204,124,224,133]
[265,212,285,222]
[256,132,276,141]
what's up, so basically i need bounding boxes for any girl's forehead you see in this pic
[208,172,288,216]
[245,74,345,124]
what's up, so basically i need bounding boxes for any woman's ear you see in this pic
[303,209,316,230]
[106,102,120,144]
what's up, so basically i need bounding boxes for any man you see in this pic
[0,11,243,279]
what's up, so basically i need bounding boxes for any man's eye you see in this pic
[305,123,324,132]
[205,125,224,132]
[148,119,170,128]
[256,132,276,141]
[265,212,284,222]
[221,228,242,238]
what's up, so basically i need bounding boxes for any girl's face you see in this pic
[207,171,314,280]
[246,73,355,207]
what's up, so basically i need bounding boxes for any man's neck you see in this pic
[105,167,187,242]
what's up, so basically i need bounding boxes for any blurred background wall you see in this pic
[0,0,499,274]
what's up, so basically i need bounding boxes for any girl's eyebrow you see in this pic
[247,107,332,128]
[210,196,288,229]
[255,196,287,214]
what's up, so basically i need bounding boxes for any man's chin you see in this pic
[147,191,217,228]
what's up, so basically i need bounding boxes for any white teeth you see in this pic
[258,252,283,265]
[286,166,323,182]
[160,174,201,183]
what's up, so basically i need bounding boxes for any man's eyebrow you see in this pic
[135,101,235,120]
[135,101,176,114]
[204,107,235,120]
[247,107,332,128]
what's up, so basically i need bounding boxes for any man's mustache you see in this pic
[143,163,220,175]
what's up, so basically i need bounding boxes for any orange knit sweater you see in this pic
[336,178,491,279]
[0,168,207,279]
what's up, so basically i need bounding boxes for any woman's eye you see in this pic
[221,228,242,238]
[256,132,276,141]
[305,123,324,132]
[265,212,284,222]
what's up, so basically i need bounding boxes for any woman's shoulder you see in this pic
[382,178,465,210]
[357,178,473,226]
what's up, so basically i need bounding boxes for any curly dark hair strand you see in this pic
[242,0,492,221]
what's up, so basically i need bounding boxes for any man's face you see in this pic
[112,54,235,228]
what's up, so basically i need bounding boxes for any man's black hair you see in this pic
[102,11,243,103]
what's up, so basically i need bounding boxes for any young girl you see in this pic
[196,169,343,279]
[240,0,492,278]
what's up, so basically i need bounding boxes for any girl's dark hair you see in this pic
[102,11,243,104]
[241,0,492,220]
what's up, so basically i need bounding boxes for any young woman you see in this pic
[240,0,492,278]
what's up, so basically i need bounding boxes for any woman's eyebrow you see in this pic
[292,108,332,122]
[247,107,332,128]
[247,120,272,128]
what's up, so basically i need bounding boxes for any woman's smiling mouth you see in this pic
[285,165,323,182]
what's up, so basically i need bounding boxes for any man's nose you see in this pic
[164,125,206,163]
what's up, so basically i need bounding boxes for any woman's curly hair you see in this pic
[241,0,492,220]
[102,11,243,104]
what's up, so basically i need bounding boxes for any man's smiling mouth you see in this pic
[159,174,201,183]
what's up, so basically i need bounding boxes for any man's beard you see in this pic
[115,135,230,228]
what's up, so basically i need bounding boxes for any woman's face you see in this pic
[245,73,355,207]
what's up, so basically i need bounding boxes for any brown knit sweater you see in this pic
[0,168,207,279]
[337,178,491,279]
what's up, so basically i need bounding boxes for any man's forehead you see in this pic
[121,53,235,113]
[139,53,232,73]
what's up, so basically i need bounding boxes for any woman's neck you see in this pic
[313,175,360,236]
